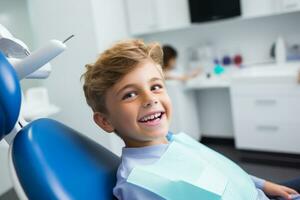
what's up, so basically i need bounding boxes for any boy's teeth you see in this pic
[141,112,162,122]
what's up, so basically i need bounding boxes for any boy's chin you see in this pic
[143,129,168,139]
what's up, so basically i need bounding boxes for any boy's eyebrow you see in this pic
[149,77,163,82]
[116,84,137,96]
[150,77,165,86]
[116,77,163,96]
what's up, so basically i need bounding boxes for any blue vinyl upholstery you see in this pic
[0,52,21,140]
[12,118,121,200]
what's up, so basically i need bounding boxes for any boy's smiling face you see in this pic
[94,60,172,147]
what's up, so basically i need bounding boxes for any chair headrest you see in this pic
[0,51,21,140]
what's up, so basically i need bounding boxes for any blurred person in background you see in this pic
[162,45,202,81]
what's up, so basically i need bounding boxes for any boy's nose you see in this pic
[143,99,158,108]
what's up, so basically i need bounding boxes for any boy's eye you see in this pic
[122,92,137,100]
[151,84,163,91]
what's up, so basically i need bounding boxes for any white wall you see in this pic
[27,0,128,154]
[143,11,300,68]
[0,0,41,90]
[0,0,33,47]
[90,0,129,51]
[142,11,300,138]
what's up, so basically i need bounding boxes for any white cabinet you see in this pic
[166,81,201,140]
[231,83,300,154]
[241,0,281,18]
[241,0,300,18]
[125,0,190,35]
[282,0,300,12]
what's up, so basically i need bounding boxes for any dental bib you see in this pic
[127,133,258,200]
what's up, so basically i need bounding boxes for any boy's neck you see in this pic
[124,136,169,148]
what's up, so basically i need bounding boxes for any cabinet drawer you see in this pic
[234,120,300,154]
[231,95,300,123]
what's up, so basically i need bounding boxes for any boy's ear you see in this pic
[93,112,115,133]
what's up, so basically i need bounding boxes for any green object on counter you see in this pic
[214,64,225,75]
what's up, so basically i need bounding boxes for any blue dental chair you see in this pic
[0,51,120,199]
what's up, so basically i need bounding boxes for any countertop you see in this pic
[185,61,300,89]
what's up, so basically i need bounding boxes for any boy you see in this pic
[82,39,299,200]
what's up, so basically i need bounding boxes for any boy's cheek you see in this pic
[166,97,173,117]
[166,111,172,125]
[117,110,137,126]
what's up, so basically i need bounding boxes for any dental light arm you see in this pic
[8,57,52,79]
[23,63,52,79]
[11,40,66,80]
[0,24,67,80]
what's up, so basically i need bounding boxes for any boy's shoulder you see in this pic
[118,142,170,179]
[114,144,170,200]
[116,132,173,182]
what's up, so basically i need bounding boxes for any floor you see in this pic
[205,141,300,183]
[1,139,300,200]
